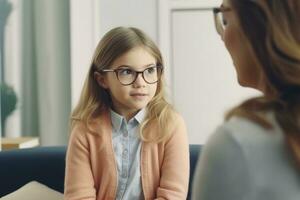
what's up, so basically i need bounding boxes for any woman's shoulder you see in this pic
[202,113,283,168]
[222,112,282,140]
[203,114,300,193]
[206,112,285,160]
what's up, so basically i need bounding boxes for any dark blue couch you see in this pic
[0,145,201,199]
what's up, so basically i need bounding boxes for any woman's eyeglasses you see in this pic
[212,7,231,36]
[194,6,231,36]
[99,65,163,86]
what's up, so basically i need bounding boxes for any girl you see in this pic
[64,27,189,200]
[193,0,300,199]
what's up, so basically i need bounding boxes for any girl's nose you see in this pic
[133,73,146,87]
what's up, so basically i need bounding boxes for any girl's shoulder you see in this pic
[69,120,91,140]
[166,111,188,139]
[166,111,187,131]
[71,119,88,130]
[70,110,111,137]
[143,110,187,143]
[172,111,185,122]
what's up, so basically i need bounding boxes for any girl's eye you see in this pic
[145,67,156,74]
[119,68,133,76]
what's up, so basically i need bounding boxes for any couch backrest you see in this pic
[0,145,201,199]
[187,144,201,200]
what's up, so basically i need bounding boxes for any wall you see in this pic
[70,0,100,108]
[98,0,158,41]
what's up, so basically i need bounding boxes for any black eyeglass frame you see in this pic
[212,7,231,36]
[194,7,231,35]
[99,65,163,86]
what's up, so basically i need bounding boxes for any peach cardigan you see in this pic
[64,111,189,200]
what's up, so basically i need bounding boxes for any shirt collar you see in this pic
[110,108,146,132]
[134,108,146,124]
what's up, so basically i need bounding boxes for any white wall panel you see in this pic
[99,0,157,42]
[70,0,100,108]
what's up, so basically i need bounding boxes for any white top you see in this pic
[192,112,300,200]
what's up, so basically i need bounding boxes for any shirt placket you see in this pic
[117,124,130,200]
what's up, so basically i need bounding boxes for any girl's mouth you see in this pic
[130,93,147,96]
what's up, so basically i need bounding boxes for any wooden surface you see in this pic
[1,137,39,150]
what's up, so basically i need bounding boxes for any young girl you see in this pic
[64,27,189,200]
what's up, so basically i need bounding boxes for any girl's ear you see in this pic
[94,71,109,89]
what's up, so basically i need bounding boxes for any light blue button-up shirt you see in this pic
[110,109,145,200]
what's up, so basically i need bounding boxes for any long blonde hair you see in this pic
[227,0,300,167]
[71,27,175,142]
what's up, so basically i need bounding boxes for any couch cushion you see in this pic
[0,181,63,200]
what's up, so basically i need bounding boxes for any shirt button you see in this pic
[124,131,128,137]
[122,172,127,178]
[123,149,128,157]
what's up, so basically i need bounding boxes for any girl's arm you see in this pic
[64,123,96,200]
[191,127,251,200]
[156,114,190,200]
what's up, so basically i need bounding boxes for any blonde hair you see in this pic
[71,27,175,142]
[228,0,300,167]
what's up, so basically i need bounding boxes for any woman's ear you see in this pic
[94,71,108,89]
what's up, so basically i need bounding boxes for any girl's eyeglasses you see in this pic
[99,65,163,86]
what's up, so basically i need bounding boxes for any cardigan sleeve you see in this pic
[64,123,96,200]
[155,114,190,200]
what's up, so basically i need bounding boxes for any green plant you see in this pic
[1,82,17,134]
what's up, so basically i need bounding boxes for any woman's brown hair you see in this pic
[226,0,300,167]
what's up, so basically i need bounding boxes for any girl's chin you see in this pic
[131,103,147,111]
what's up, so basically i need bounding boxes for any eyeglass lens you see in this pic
[116,66,161,85]
[215,12,225,35]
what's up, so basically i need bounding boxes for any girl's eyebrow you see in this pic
[116,65,131,69]
[116,63,156,69]
[144,63,156,67]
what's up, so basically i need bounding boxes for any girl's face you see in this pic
[221,0,264,91]
[96,46,158,120]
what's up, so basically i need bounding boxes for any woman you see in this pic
[192,0,300,199]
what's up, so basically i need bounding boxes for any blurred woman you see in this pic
[192,0,300,199]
